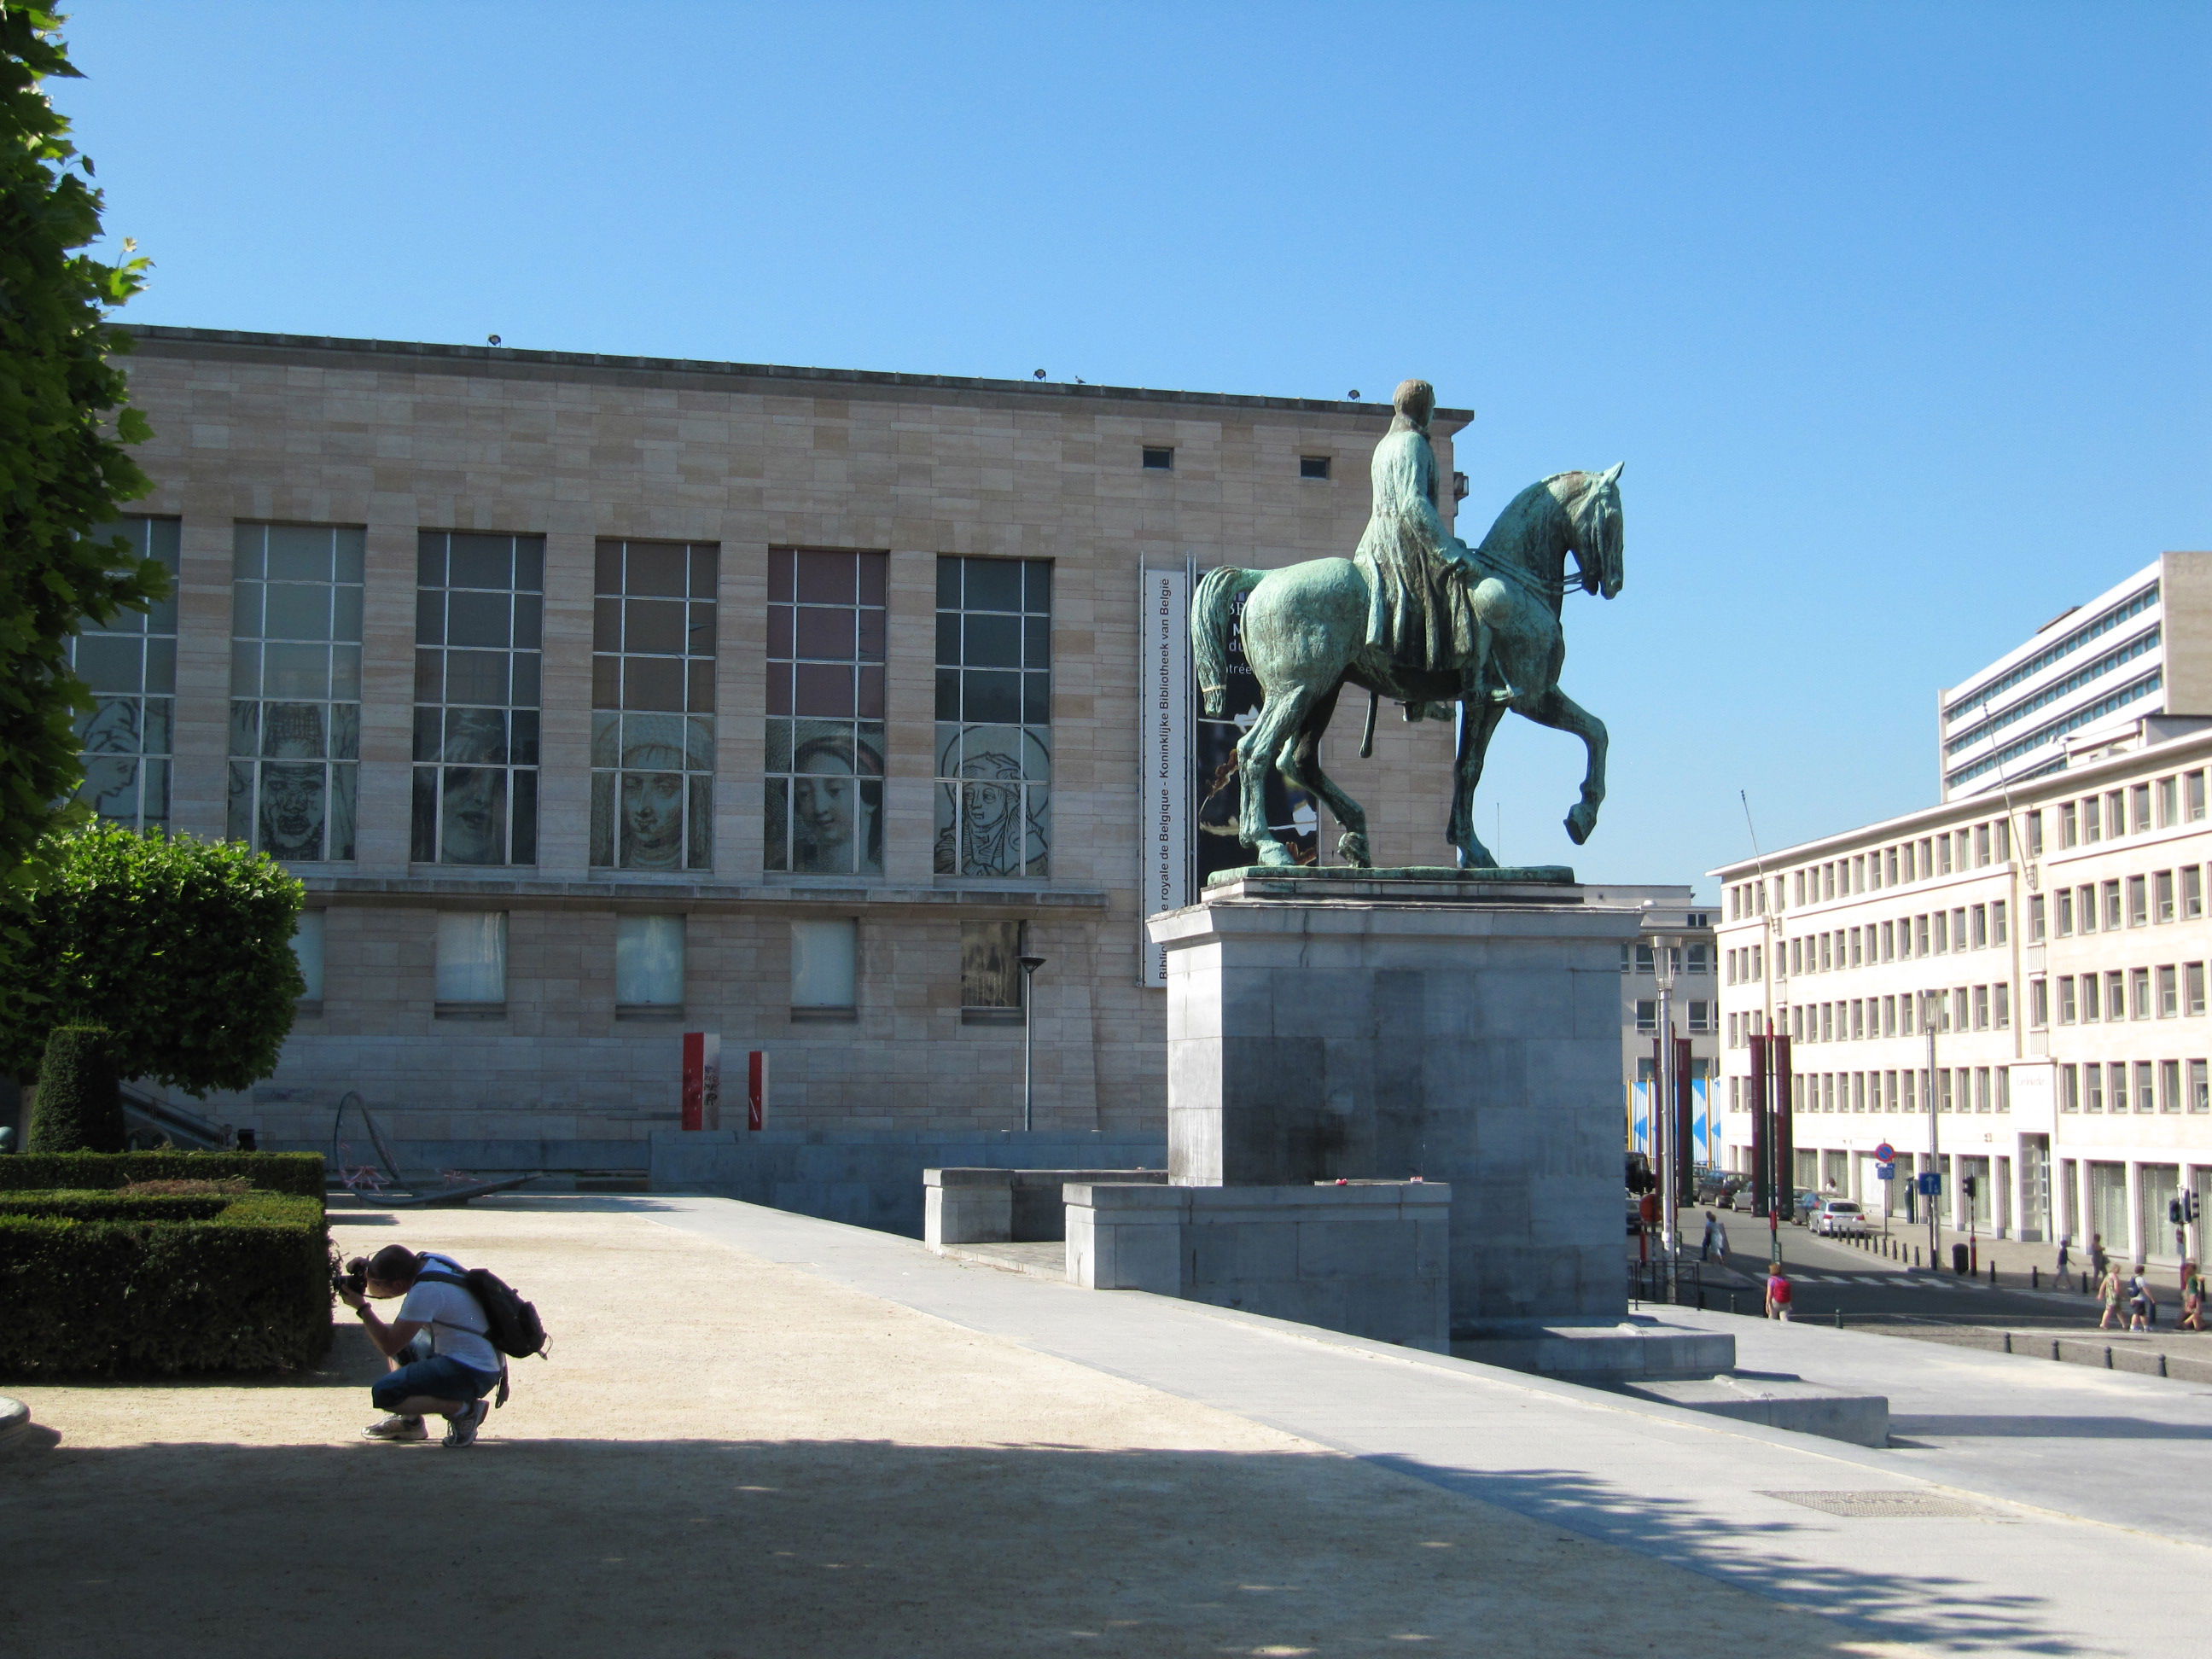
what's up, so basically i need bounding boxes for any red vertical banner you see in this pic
[1672,1035,1694,1204]
[1773,1033,1794,1208]
[1749,1034,1771,1215]
[682,1032,721,1131]
[747,1050,767,1132]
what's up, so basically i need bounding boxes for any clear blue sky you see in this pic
[54,3,2211,894]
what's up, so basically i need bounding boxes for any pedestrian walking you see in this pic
[1700,1213,1719,1262]
[1715,1218,1731,1262]
[2128,1268,2156,1332]
[2091,1234,2108,1280]
[2055,1235,2070,1279]
[2097,1264,2127,1330]
[2180,1264,2204,1332]
[1765,1263,1794,1323]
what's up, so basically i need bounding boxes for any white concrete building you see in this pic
[1715,719,2212,1267]
[1940,550,2212,801]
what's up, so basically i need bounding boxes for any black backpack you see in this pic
[416,1265,548,1361]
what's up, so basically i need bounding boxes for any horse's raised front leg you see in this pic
[1448,699,1508,868]
[1520,685,1609,845]
[1278,684,1371,867]
[1235,688,1315,867]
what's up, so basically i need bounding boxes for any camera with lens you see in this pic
[334,1255,370,1299]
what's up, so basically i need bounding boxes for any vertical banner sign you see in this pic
[1140,568,1192,987]
[747,1049,768,1132]
[1749,1033,1771,1214]
[681,1032,721,1131]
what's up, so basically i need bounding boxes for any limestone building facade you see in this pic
[91,327,1469,1169]
[1714,713,2212,1268]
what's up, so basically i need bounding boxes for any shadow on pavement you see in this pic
[1366,1456,2077,1656]
[1889,1415,2212,1441]
[0,1431,2087,1659]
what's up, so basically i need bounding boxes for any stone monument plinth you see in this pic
[1149,868,1644,1336]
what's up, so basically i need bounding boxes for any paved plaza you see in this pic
[4,1194,2204,1657]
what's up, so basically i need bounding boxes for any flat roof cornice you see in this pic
[119,325,1471,433]
[1708,724,2212,882]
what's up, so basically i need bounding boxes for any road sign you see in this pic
[1877,1164,1896,1180]
[1917,1171,1942,1196]
[1874,1142,1895,1163]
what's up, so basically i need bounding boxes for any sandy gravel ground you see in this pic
[2,1198,1916,1658]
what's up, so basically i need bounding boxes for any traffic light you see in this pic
[1962,1173,1977,1200]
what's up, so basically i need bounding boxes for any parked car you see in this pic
[1729,1186,1762,1213]
[1815,1199,1869,1237]
[1697,1173,1744,1207]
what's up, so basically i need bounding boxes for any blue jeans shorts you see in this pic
[372,1353,502,1411]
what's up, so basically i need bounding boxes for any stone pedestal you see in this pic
[1064,1179,1451,1351]
[1148,870,1643,1335]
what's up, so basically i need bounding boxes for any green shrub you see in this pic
[0,824,304,1091]
[26,1024,125,1152]
[0,1190,330,1377]
[0,1150,325,1196]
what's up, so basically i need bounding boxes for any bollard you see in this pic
[2051,1337,2061,1362]
[1989,1261,1997,1285]
[2032,1266,2039,1289]
[2160,1354,2169,1378]
[1697,1287,1706,1311]
[2003,1331,2013,1353]
[2105,1346,2114,1369]
[1833,1309,1843,1329]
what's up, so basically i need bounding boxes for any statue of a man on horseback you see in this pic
[1190,379,1623,872]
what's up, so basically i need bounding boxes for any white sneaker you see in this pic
[363,1414,427,1442]
[441,1399,489,1447]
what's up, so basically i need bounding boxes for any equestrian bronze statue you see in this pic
[1191,379,1623,870]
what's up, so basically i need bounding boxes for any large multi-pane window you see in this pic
[934,556,1051,876]
[591,539,718,870]
[765,549,886,876]
[413,533,543,864]
[230,523,364,861]
[70,516,180,830]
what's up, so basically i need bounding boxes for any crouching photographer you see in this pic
[335,1243,502,1447]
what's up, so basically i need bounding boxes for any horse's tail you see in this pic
[1191,565,1262,716]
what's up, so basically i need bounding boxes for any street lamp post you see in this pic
[1923,987,1942,1269]
[1653,933,1680,1303]
[1017,953,1046,1132]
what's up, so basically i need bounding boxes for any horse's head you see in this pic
[1566,463,1624,598]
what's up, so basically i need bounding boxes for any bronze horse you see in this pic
[1190,465,1624,869]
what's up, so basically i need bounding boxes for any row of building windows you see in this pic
[67,521,1057,880]
[2041,963,2211,1025]
[1633,999,1714,1033]
[1139,446,1336,478]
[2058,1059,2212,1114]
[293,911,1036,1023]
[1941,581,2159,725]
[1736,903,2011,984]
[1726,1066,2020,1115]
[1729,983,2013,1048]
[1721,763,2212,920]
[1619,941,1713,975]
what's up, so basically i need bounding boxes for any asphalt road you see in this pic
[1645,1205,2201,1341]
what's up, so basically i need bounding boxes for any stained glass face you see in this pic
[765,550,888,877]
[934,558,1051,876]
[230,523,363,860]
[413,533,544,864]
[592,540,718,870]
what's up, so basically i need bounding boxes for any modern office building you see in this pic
[65,326,1474,1173]
[1939,551,2212,800]
[1714,716,2212,1267]
[1586,886,1719,1163]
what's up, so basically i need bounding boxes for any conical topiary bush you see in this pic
[26,1024,127,1153]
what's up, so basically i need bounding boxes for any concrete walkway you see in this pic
[0,1194,2198,1656]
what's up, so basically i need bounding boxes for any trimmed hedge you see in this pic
[26,1025,125,1153]
[0,1190,331,1377]
[0,1150,325,1196]
[0,1189,228,1221]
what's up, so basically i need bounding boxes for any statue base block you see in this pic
[1149,878,1644,1331]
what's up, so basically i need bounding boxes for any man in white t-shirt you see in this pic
[336,1243,503,1447]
